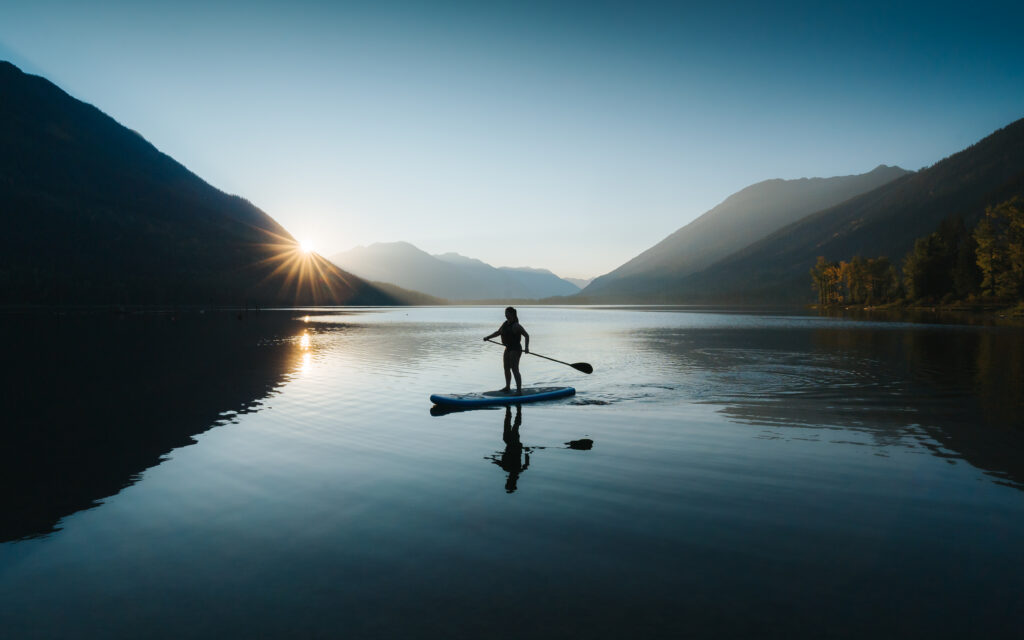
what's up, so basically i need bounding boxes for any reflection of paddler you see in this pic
[490,404,529,493]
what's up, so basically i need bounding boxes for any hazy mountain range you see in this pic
[330,242,581,301]
[577,117,1024,304]
[582,165,911,299]
[0,61,409,307]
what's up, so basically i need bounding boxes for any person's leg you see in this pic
[502,349,512,391]
[510,349,523,391]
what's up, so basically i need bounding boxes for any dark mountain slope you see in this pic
[582,165,910,298]
[0,61,399,306]
[676,117,1024,303]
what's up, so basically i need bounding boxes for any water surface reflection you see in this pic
[480,405,595,494]
[486,405,530,492]
[637,322,1024,489]
[1,312,303,541]
[1,307,1022,639]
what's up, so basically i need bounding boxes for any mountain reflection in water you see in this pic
[638,322,1024,489]
[1,307,1022,639]
[0,312,304,541]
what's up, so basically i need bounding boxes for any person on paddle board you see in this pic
[484,306,530,393]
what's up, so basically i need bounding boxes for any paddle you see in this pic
[486,339,594,374]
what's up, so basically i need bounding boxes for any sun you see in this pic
[300,239,315,254]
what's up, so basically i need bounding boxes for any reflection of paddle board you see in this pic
[430,386,575,407]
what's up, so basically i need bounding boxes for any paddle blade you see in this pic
[572,362,594,374]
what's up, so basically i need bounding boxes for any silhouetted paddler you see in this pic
[484,306,530,393]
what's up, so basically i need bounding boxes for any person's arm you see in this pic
[484,326,501,341]
[520,325,530,353]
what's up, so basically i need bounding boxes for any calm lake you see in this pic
[2,306,1023,638]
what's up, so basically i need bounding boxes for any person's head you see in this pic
[505,306,518,322]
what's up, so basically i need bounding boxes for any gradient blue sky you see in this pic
[2,0,1022,279]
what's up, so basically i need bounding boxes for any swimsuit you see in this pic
[499,321,522,351]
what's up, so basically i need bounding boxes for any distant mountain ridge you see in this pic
[563,277,594,289]
[582,164,911,299]
[0,61,402,306]
[330,242,580,300]
[668,117,1024,303]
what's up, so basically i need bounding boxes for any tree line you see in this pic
[810,198,1024,307]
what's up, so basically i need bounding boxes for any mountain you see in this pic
[671,117,1024,303]
[499,266,582,298]
[564,277,594,290]
[366,279,448,305]
[330,242,580,300]
[331,242,471,300]
[582,165,910,299]
[430,251,579,297]
[0,61,403,306]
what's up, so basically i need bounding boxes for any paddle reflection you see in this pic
[485,405,530,493]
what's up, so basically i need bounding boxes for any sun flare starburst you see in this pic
[248,229,360,305]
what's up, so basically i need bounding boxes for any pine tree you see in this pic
[810,256,843,305]
[975,199,1024,300]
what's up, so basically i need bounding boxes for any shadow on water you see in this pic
[639,324,1024,489]
[0,311,303,542]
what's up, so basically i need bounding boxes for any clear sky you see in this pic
[2,0,1022,279]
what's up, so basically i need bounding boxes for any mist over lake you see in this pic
[2,307,1022,638]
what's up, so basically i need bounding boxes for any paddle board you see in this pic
[430,386,575,407]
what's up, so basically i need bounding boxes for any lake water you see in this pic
[2,306,1023,638]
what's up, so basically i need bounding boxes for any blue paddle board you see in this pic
[430,386,575,407]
